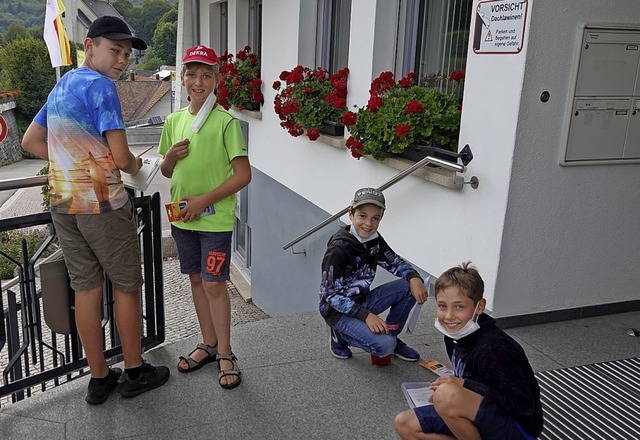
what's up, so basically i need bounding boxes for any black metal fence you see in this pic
[0,191,165,406]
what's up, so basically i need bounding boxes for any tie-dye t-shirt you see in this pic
[34,67,129,214]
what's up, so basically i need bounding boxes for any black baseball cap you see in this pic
[87,16,147,51]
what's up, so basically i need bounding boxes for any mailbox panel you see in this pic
[566,98,630,161]
[575,31,640,97]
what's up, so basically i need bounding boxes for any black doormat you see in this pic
[536,357,640,440]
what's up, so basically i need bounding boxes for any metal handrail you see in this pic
[0,175,48,191]
[282,155,466,251]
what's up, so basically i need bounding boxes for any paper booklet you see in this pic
[165,201,215,222]
[122,156,160,192]
[401,382,434,408]
[419,359,454,377]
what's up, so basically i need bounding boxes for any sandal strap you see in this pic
[218,369,242,379]
[178,355,199,369]
[216,352,237,362]
[194,342,218,358]
[217,352,242,377]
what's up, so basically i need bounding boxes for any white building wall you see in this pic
[183,0,640,319]
[252,0,524,313]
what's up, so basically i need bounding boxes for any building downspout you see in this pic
[192,0,200,44]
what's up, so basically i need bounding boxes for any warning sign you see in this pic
[473,0,528,54]
[0,115,7,143]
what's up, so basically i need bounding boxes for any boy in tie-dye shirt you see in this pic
[22,16,169,405]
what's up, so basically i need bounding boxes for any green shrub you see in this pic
[0,230,56,280]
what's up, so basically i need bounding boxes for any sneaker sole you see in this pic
[329,336,352,359]
[393,353,420,362]
[118,372,170,398]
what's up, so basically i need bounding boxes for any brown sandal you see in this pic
[217,353,242,389]
[177,343,217,373]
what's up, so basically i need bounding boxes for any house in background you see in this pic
[116,74,173,125]
[62,0,139,48]
[173,0,639,327]
[55,1,169,127]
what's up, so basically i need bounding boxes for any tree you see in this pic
[137,55,164,71]
[4,23,31,43]
[112,0,134,19]
[128,0,173,45]
[0,38,74,135]
[151,21,176,65]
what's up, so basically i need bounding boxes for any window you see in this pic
[234,218,251,272]
[248,0,262,56]
[209,1,228,56]
[316,0,351,74]
[397,0,472,91]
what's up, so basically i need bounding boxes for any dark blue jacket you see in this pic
[319,226,421,326]
[445,313,544,437]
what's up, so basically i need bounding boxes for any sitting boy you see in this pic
[319,187,427,362]
[394,262,543,440]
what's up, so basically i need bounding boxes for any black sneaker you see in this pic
[117,361,170,398]
[85,367,122,405]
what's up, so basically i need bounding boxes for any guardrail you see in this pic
[283,148,473,252]
[0,178,165,406]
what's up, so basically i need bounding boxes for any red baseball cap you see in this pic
[182,45,219,65]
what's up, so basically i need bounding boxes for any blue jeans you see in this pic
[333,279,416,356]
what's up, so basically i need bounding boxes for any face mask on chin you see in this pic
[434,302,481,340]
[350,225,378,244]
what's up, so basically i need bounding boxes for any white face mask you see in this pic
[434,302,481,340]
[191,91,217,133]
[350,225,378,243]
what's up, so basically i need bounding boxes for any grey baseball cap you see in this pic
[351,187,386,209]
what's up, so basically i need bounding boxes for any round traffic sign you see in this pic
[0,115,7,143]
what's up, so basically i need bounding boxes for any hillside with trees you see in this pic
[0,0,177,140]
[0,1,45,33]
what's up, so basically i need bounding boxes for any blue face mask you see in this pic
[350,225,378,243]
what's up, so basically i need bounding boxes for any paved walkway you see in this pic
[0,157,269,362]
[2,158,640,439]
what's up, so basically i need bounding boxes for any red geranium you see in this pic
[216,46,263,110]
[449,70,465,82]
[273,66,349,141]
[306,129,321,141]
[405,99,424,114]
[344,70,462,160]
[342,111,357,127]
[395,124,411,138]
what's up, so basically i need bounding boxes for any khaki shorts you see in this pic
[52,198,143,292]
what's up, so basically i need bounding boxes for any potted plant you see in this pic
[342,71,463,160]
[217,45,263,111]
[273,66,349,141]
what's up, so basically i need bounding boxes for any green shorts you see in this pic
[51,198,143,292]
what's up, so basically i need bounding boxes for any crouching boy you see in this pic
[394,262,543,440]
[319,187,427,362]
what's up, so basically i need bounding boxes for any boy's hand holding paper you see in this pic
[165,199,215,222]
